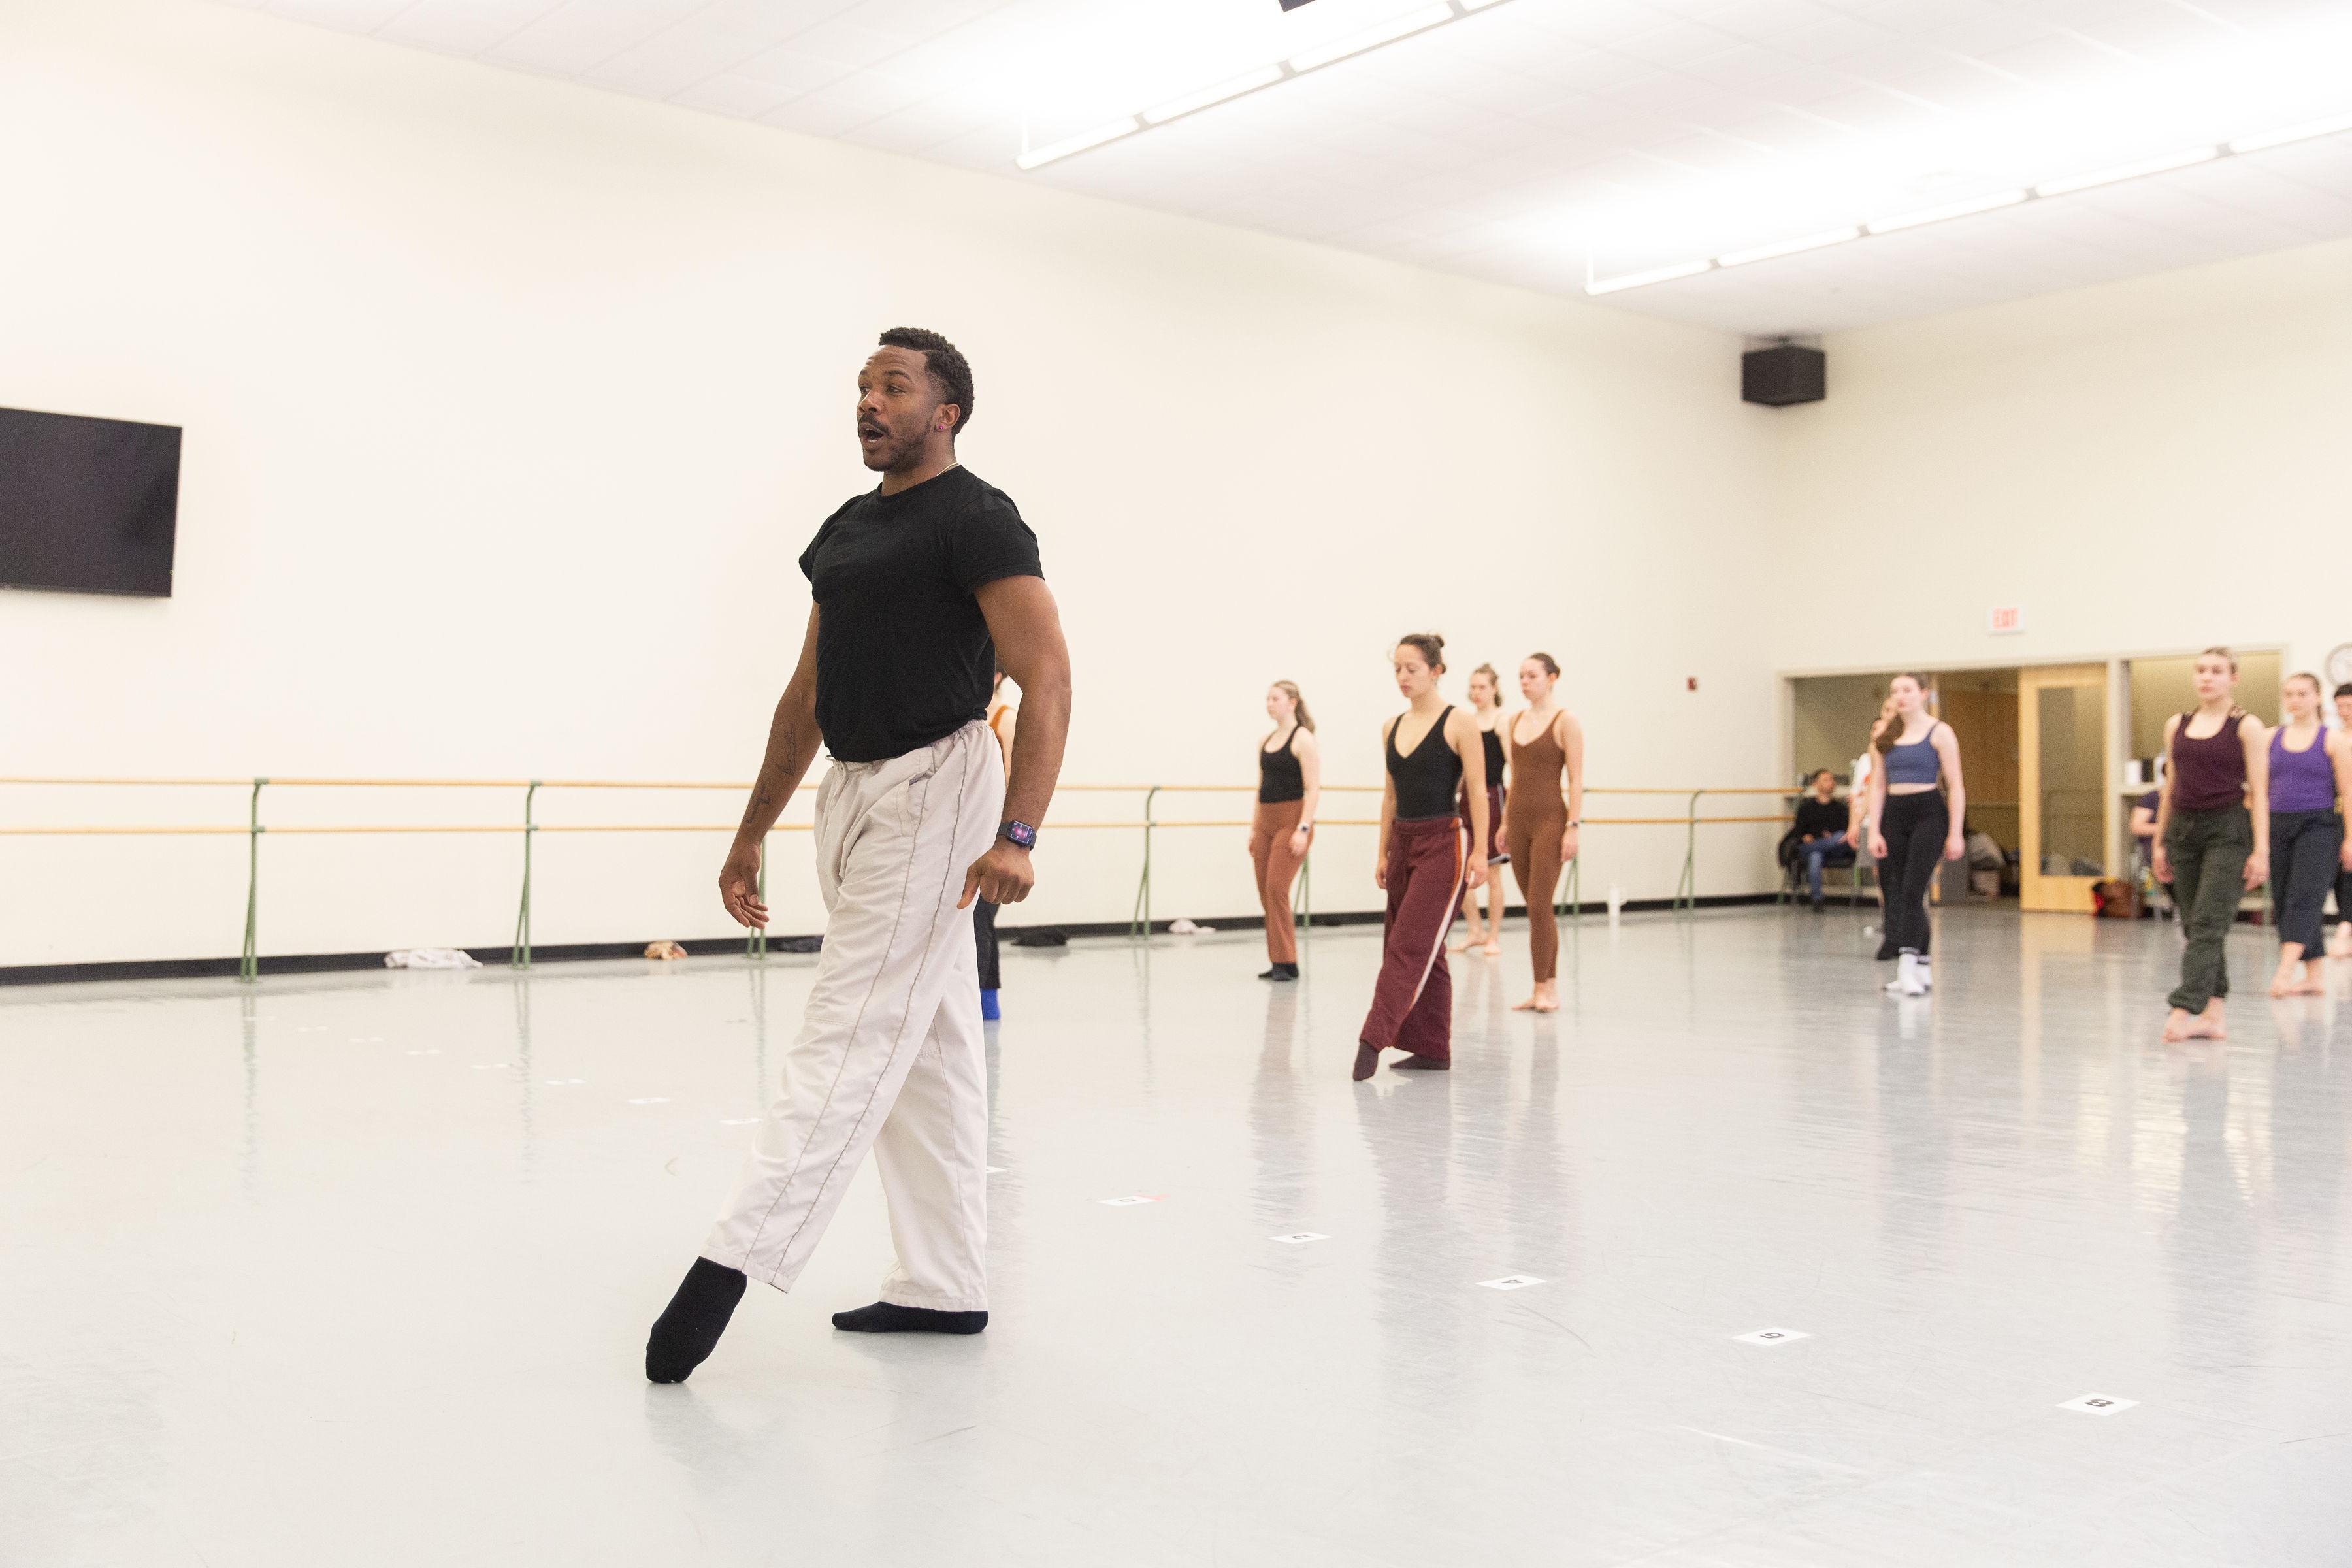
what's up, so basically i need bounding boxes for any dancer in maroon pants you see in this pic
[1355,633,1490,1080]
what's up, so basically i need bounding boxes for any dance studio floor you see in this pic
[7,906,2351,1565]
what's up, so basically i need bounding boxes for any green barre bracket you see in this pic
[511,782,540,969]
[239,779,268,983]
[1128,785,1160,939]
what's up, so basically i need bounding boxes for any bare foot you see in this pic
[2164,1004,2227,1041]
[1531,981,1560,1013]
[1480,939,1503,957]
[1452,931,1486,953]
[1511,995,1539,1011]
[2271,965,2300,998]
[2291,959,2327,995]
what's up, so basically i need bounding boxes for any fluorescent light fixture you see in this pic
[1586,259,1714,295]
[1714,227,1861,268]
[1590,106,2352,297]
[1019,0,1518,171]
[2228,110,2352,154]
[1287,3,1454,72]
[1143,65,1287,125]
[2033,145,2219,197]
[1865,188,2029,234]
[1015,116,1141,171]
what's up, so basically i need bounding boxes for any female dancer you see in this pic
[2264,672,2350,995]
[1863,673,1966,996]
[1250,680,1321,981]
[2153,647,2270,1041]
[1454,663,1509,956]
[1355,634,1489,1080]
[1504,653,1584,1012]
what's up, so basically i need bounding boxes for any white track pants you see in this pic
[702,720,1001,1311]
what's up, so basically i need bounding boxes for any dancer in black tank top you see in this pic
[1249,681,1320,979]
[1453,664,1511,957]
[1354,634,1490,1081]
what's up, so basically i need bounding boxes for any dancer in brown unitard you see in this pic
[1505,653,1583,1014]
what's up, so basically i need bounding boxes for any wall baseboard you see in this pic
[0,892,1784,987]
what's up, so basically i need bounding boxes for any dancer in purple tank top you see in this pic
[2264,672,2352,995]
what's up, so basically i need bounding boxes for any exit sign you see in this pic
[1988,605,2024,635]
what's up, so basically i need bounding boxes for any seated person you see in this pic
[1793,768,1854,907]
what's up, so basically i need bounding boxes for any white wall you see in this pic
[1771,236,2352,689]
[0,0,1784,969]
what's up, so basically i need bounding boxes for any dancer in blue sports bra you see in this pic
[1863,672,1968,997]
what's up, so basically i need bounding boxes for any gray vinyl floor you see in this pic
[7,906,2351,1566]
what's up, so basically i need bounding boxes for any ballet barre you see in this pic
[0,776,1791,979]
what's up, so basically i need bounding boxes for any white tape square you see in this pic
[2058,1394,2137,1416]
[1733,1328,1810,1345]
[627,1096,670,1105]
[1478,1275,1544,1290]
[1098,1196,1157,1207]
[1271,1232,1329,1245]
[987,1166,1007,1175]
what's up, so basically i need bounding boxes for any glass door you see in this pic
[2019,664,2111,912]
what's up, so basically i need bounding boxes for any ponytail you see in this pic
[1272,679,1314,732]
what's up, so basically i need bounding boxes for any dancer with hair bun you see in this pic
[1355,634,1489,1080]
[2154,647,2269,1041]
[1504,653,1582,1013]
[1250,680,1320,981]
[1454,662,1509,957]
[2262,672,2347,996]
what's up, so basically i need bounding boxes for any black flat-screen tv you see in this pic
[0,406,182,597]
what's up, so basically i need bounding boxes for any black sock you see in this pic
[831,1301,988,1335]
[645,1258,747,1383]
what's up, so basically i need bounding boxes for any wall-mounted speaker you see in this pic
[1742,344,1825,406]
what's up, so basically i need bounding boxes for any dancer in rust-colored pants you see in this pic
[1359,817,1466,1066]
[1249,798,1311,965]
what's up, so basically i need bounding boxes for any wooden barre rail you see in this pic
[5,774,1795,977]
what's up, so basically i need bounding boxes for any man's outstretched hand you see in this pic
[960,843,1034,909]
[718,838,768,928]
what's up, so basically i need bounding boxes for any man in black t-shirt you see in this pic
[646,329,1072,1383]
[1793,768,1854,907]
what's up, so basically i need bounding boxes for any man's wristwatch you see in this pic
[998,820,1037,851]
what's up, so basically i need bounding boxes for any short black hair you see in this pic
[2338,683,2352,701]
[877,327,974,435]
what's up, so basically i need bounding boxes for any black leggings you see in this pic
[1878,791,1948,956]
[2270,810,2344,954]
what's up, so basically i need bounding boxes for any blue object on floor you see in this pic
[979,988,1000,1021]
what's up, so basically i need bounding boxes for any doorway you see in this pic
[2019,664,2110,912]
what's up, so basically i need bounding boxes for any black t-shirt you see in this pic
[1793,794,1846,840]
[798,465,1042,763]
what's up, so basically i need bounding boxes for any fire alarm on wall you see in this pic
[1687,677,1699,691]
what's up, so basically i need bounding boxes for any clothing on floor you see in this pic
[1249,798,1311,965]
[799,466,1041,762]
[1506,711,1569,983]
[1359,816,1464,1063]
[702,718,1002,1311]
[2164,803,2252,1014]
[1876,789,1947,956]
[2268,809,2343,955]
